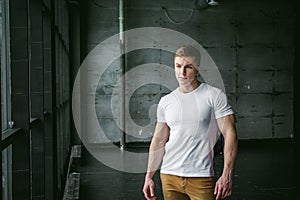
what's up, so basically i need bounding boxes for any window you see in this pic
[1,0,11,132]
[1,0,12,199]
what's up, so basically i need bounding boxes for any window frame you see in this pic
[1,0,13,200]
[1,0,11,132]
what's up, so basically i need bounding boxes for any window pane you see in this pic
[2,145,12,200]
[1,0,12,199]
[1,0,10,131]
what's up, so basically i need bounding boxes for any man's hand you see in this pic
[214,174,233,200]
[143,177,156,200]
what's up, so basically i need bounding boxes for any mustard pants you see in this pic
[160,174,215,200]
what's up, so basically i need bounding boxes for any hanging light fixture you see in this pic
[207,0,220,6]
[195,0,220,10]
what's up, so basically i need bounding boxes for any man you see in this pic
[142,45,238,200]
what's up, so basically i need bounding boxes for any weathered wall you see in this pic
[79,0,295,142]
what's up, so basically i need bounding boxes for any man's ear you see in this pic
[196,65,201,75]
[198,65,201,71]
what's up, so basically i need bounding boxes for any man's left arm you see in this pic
[214,114,238,200]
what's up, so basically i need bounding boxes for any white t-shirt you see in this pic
[157,83,233,177]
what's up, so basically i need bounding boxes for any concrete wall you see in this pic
[79,0,295,142]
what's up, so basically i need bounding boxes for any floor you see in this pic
[73,140,296,200]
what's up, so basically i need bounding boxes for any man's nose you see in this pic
[180,67,186,75]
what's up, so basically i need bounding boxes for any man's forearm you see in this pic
[146,122,169,179]
[146,138,165,179]
[222,129,238,179]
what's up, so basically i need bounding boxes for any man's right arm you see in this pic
[143,122,170,200]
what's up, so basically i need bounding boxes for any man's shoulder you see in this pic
[161,91,175,99]
[201,83,224,95]
[159,90,176,104]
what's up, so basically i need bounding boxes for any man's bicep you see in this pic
[153,122,170,143]
[216,114,236,137]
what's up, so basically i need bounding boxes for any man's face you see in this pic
[174,56,199,86]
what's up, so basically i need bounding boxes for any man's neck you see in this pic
[178,81,201,93]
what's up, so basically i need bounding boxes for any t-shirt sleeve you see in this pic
[156,99,166,122]
[214,90,234,119]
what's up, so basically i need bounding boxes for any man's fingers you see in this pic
[142,185,151,199]
[215,184,232,199]
[221,187,227,199]
[214,184,218,195]
[143,179,156,200]
[150,183,155,197]
[150,190,154,197]
[223,188,232,199]
[214,184,221,200]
